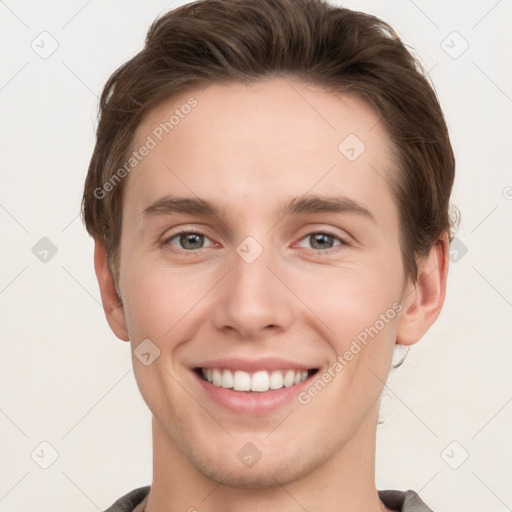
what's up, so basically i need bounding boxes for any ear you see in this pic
[93,240,129,342]
[396,233,450,346]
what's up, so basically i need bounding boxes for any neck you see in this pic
[145,403,391,512]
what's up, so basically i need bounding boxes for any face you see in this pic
[116,77,410,487]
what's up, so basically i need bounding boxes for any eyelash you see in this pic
[162,229,350,254]
[295,229,350,254]
[163,229,214,251]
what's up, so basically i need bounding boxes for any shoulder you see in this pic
[378,489,434,512]
[103,486,150,512]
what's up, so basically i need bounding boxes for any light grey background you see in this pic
[1,1,511,510]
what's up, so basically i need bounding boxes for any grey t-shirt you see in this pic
[104,486,433,511]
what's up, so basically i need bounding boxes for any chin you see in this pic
[200,462,296,489]
[189,446,321,490]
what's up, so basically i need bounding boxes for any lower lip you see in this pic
[192,370,313,416]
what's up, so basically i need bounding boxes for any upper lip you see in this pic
[192,357,318,372]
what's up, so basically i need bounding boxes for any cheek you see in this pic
[304,275,401,413]
[303,265,403,373]
[121,267,202,412]
[306,265,401,326]
[120,259,214,342]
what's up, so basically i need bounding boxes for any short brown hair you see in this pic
[82,0,458,284]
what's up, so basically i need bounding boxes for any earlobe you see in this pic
[93,240,129,342]
[396,233,450,346]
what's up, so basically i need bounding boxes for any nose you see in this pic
[212,244,294,341]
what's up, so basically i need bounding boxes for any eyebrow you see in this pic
[281,194,375,222]
[142,194,376,223]
[143,196,223,218]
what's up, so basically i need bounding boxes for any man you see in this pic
[82,0,457,510]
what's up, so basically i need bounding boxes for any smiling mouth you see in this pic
[195,367,319,392]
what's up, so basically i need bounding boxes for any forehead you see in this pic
[126,77,397,223]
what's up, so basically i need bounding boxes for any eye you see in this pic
[296,231,348,252]
[164,230,216,251]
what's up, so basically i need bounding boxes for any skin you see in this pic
[94,77,449,512]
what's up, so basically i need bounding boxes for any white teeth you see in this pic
[269,370,284,389]
[212,369,222,386]
[283,369,295,387]
[200,368,310,392]
[251,371,270,392]
[233,370,251,391]
[221,369,233,388]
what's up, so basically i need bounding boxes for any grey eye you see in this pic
[166,231,214,250]
[297,232,344,251]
